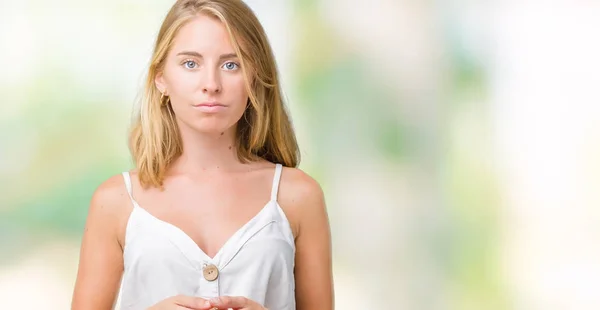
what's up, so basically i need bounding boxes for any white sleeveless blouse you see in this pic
[118,164,296,310]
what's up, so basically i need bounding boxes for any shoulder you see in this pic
[85,173,132,242]
[90,173,130,213]
[279,166,325,204]
[278,167,327,237]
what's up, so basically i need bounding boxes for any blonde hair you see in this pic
[129,0,300,189]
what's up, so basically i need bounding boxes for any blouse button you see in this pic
[203,264,219,281]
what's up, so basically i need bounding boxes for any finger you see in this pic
[209,296,249,308]
[175,306,206,310]
[172,295,209,309]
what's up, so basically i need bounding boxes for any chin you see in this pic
[191,120,236,135]
[177,114,240,135]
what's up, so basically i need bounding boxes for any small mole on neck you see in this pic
[220,132,224,136]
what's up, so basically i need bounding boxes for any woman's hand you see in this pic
[201,296,267,310]
[148,295,209,310]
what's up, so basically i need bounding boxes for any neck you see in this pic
[169,125,243,176]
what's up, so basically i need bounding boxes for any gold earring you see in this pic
[160,92,169,105]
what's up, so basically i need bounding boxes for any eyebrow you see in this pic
[175,51,238,60]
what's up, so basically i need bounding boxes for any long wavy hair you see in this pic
[129,0,300,189]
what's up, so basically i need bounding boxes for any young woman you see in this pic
[71,1,333,309]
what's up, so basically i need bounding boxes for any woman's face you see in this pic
[155,14,249,135]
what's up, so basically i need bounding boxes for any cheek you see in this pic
[225,75,249,108]
[163,65,197,97]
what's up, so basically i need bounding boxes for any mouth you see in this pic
[192,102,227,113]
[192,102,226,108]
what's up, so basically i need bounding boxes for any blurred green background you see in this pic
[1,1,600,309]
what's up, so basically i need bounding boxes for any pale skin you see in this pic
[71,13,333,310]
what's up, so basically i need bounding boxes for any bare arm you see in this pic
[281,170,334,310]
[71,175,129,310]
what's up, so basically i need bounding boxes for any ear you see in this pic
[155,71,167,94]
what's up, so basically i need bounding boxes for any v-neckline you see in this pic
[131,199,275,263]
[121,164,284,267]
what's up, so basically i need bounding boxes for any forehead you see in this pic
[171,14,235,54]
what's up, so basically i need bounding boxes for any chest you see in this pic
[131,174,273,258]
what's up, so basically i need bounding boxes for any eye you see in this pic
[222,61,239,71]
[183,60,198,69]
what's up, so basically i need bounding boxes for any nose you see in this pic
[201,66,221,94]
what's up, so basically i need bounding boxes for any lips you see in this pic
[192,101,227,113]
[193,102,225,107]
